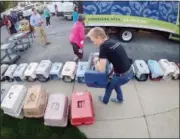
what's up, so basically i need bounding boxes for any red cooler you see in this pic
[71,91,95,126]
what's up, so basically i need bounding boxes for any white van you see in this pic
[62,2,75,20]
[23,3,43,17]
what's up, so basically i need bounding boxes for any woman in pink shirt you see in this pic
[70,14,85,62]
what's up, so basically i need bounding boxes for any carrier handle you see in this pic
[140,63,143,68]
[1,89,5,95]
[55,66,59,70]
[164,60,170,66]
[80,65,86,70]
[51,102,60,110]
[28,93,36,102]
[8,92,14,99]
[77,101,85,108]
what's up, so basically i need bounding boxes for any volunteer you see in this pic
[44,6,51,27]
[30,8,50,46]
[7,16,17,35]
[86,27,133,104]
[70,14,85,62]
[72,7,79,24]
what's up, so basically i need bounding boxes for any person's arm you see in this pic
[94,46,108,72]
[95,58,107,72]
[38,14,44,25]
[26,19,30,26]
[7,20,11,28]
[79,24,85,45]
[30,16,35,26]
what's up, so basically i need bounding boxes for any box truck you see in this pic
[78,1,179,42]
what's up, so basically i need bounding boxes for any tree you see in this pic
[0,1,17,13]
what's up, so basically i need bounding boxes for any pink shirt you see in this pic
[70,21,85,48]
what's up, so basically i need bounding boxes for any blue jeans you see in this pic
[103,71,134,104]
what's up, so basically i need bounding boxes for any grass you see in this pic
[0,110,87,139]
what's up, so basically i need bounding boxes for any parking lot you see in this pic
[1,16,179,64]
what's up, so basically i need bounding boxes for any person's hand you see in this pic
[39,21,44,25]
[80,40,84,45]
[78,49,83,53]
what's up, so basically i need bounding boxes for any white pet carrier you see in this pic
[4,64,18,82]
[147,60,164,79]
[50,62,63,80]
[36,60,52,82]
[169,62,180,80]
[24,62,39,82]
[158,59,174,80]
[133,60,150,81]
[13,63,28,81]
[61,61,77,83]
[1,83,11,104]
[1,64,9,81]
[76,62,88,83]
[1,85,27,119]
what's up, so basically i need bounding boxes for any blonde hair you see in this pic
[87,27,107,39]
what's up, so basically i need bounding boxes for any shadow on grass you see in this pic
[0,110,87,139]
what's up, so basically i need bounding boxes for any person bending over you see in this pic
[87,27,133,104]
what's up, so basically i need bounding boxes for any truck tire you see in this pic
[119,29,134,42]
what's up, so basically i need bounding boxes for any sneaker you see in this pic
[45,42,51,46]
[46,26,49,28]
[98,96,105,104]
[110,98,124,103]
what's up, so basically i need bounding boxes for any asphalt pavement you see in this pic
[1,16,179,64]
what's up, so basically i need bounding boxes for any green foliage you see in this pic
[0,1,14,13]
[0,109,87,139]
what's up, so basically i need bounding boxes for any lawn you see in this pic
[0,110,87,139]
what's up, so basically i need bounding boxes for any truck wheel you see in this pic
[120,29,134,42]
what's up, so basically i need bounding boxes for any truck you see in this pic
[78,1,180,42]
[45,0,75,20]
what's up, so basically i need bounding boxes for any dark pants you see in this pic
[71,42,83,59]
[103,69,133,104]
[46,17,50,26]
